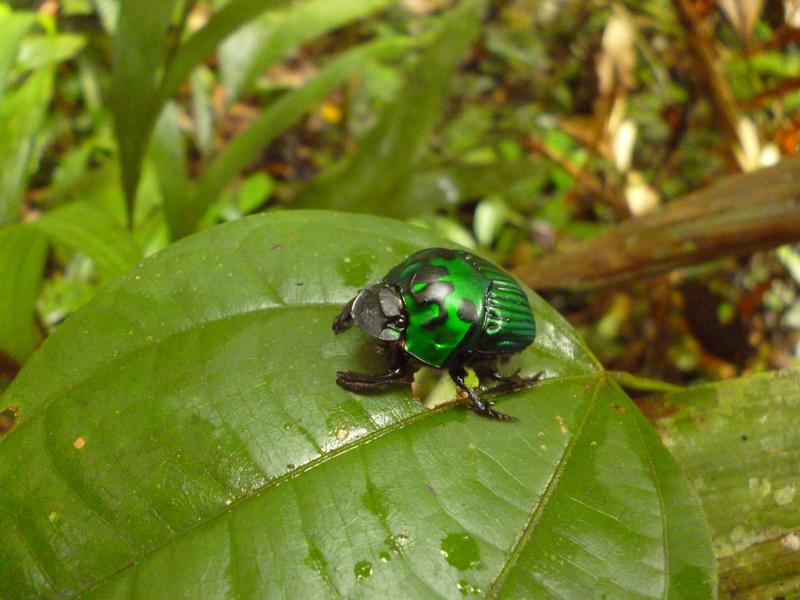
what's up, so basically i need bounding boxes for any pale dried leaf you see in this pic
[612,118,637,173]
[760,143,781,167]
[596,13,636,95]
[734,116,762,172]
[718,0,765,42]
[625,171,660,216]
[785,0,800,27]
[403,0,450,15]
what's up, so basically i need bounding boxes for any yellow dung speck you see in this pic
[555,415,568,434]
[73,437,86,450]
[320,102,343,124]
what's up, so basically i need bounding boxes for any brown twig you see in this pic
[741,76,800,110]
[671,0,741,148]
[526,135,630,218]
[513,154,800,291]
[745,25,800,56]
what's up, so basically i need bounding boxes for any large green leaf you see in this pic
[0,225,47,365]
[0,212,714,598]
[646,368,800,598]
[295,0,485,217]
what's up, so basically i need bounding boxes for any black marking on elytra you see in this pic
[457,298,478,323]
[409,267,454,331]
[418,281,454,330]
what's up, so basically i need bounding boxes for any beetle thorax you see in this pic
[351,284,407,342]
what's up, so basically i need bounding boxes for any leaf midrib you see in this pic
[484,377,602,598]
[76,373,599,596]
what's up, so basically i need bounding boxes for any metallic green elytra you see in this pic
[382,248,536,368]
[333,248,540,421]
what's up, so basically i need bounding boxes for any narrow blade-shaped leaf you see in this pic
[30,202,141,281]
[16,33,86,72]
[187,36,414,238]
[0,11,36,101]
[156,0,289,105]
[0,67,54,224]
[112,0,179,213]
[0,211,714,598]
[0,225,47,365]
[218,0,394,102]
[150,102,193,241]
[294,0,485,216]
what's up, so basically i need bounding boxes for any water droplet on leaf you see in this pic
[440,533,481,571]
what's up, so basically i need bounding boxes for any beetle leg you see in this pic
[449,367,517,422]
[474,363,543,394]
[332,297,356,333]
[336,360,415,392]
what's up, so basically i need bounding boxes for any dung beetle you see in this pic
[333,248,541,421]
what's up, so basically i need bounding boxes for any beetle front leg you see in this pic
[336,359,415,392]
[332,297,356,334]
[449,367,517,422]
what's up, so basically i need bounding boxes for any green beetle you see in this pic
[333,248,540,420]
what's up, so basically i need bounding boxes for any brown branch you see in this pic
[741,76,800,110]
[745,25,800,56]
[672,0,741,147]
[513,154,800,291]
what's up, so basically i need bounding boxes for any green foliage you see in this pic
[0,1,798,596]
[0,226,47,363]
[296,0,486,217]
[189,35,415,239]
[111,0,181,211]
[650,368,800,598]
[0,212,714,598]
[0,66,53,223]
[29,202,141,281]
[113,0,400,222]
[218,0,396,102]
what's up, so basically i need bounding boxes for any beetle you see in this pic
[333,247,541,421]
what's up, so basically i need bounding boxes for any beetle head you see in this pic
[350,284,407,342]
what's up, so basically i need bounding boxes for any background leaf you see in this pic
[0,225,47,365]
[294,0,486,217]
[156,0,289,105]
[0,67,54,224]
[218,0,395,103]
[646,367,800,599]
[29,202,141,281]
[16,33,86,72]
[150,102,193,241]
[111,0,179,212]
[187,36,414,238]
[0,10,36,101]
[0,211,714,598]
